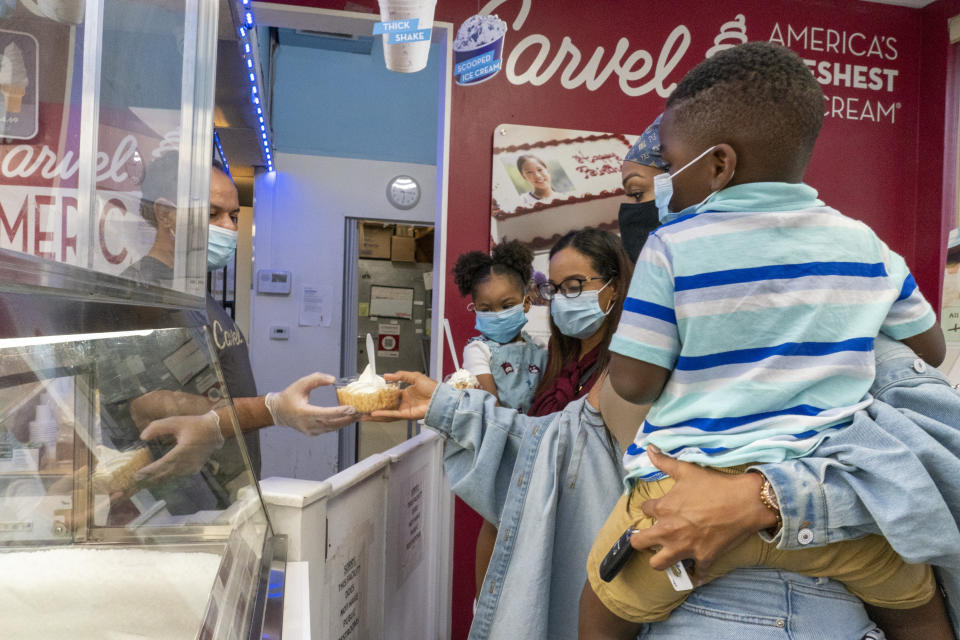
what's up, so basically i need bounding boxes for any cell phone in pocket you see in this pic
[599,526,694,591]
[599,527,636,582]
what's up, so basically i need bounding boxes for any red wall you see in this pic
[265,1,959,637]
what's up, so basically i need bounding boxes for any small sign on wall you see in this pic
[0,29,39,140]
[369,285,414,319]
[378,322,401,358]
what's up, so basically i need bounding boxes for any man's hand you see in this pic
[628,446,775,582]
[265,372,357,434]
[368,371,438,421]
[135,411,224,483]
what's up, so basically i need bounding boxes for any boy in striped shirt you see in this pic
[581,42,949,639]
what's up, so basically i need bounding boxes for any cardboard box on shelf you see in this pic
[414,227,434,263]
[391,235,416,262]
[360,223,394,259]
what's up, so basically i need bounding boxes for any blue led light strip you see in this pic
[213,130,232,179]
[236,0,273,172]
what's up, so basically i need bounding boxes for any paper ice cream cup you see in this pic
[453,15,508,86]
[377,0,436,73]
[1,84,25,113]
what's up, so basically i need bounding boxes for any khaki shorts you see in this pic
[586,475,936,623]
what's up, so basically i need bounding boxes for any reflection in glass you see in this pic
[0,328,269,638]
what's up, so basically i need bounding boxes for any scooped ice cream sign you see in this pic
[0,29,38,140]
[453,14,508,85]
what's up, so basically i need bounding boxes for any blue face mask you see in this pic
[653,145,721,223]
[475,302,528,344]
[550,281,612,339]
[207,224,237,271]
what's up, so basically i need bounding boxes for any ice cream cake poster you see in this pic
[0,29,38,140]
[491,124,635,252]
[465,0,904,126]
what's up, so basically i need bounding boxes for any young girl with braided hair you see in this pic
[453,239,548,610]
[453,240,547,413]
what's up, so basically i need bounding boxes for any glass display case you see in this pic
[0,0,216,308]
[0,1,283,638]
[0,326,278,639]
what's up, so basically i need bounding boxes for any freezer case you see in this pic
[0,326,282,640]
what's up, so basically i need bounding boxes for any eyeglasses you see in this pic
[537,276,607,300]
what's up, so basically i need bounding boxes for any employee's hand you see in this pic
[628,446,774,582]
[369,371,437,421]
[265,372,357,435]
[135,410,224,483]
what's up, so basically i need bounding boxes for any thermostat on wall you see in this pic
[257,269,292,295]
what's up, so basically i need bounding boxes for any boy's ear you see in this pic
[709,144,737,191]
[523,295,532,313]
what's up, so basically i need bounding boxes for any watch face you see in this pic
[387,175,420,209]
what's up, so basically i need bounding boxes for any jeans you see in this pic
[640,568,884,639]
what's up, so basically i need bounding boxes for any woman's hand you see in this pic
[628,446,777,581]
[368,371,438,421]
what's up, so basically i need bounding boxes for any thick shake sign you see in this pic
[374,0,437,74]
[471,0,904,125]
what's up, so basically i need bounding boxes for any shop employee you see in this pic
[120,154,357,482]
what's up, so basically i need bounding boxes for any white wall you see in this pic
[250,153,436,480]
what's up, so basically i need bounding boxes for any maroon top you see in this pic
[527,345,601,418]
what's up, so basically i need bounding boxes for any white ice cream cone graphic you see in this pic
[0,43,28,114]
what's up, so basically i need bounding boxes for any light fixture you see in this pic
[233,1,274,172]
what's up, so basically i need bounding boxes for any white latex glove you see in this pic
[264,372,357,435]
[134,410,224,483]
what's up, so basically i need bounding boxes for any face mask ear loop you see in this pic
[596,279,615,315]
[466,302,476,313]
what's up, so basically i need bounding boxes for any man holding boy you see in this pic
[580,42,950,640]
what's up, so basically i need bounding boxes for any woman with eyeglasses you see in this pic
[527,228,632,417]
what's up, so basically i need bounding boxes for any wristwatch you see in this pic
[759,476,783,534]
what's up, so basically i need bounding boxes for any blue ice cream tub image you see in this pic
[453,14,507,86]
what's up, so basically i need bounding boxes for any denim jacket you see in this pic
[759,334,960,631]
[426,385,885,639]
[426,334,960,639]
[425,386,624,639]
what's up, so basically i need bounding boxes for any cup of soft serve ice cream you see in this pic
[336,364,402,414]
[444,369,481,390]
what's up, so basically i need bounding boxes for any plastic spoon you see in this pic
[443,318,461,370]
[366,333,377,376]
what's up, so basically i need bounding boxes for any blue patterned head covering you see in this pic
[623,114,667,170]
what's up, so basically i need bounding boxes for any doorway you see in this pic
[340,219,435,466]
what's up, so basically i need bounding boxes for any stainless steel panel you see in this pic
[357,258,432,375]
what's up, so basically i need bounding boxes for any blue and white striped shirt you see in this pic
[612,183,936,483]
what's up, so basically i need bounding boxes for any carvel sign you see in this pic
[434,0,925,365]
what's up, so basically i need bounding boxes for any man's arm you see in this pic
[901,324,946,367]
[135,373,356,482]
[608,353,669,405]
